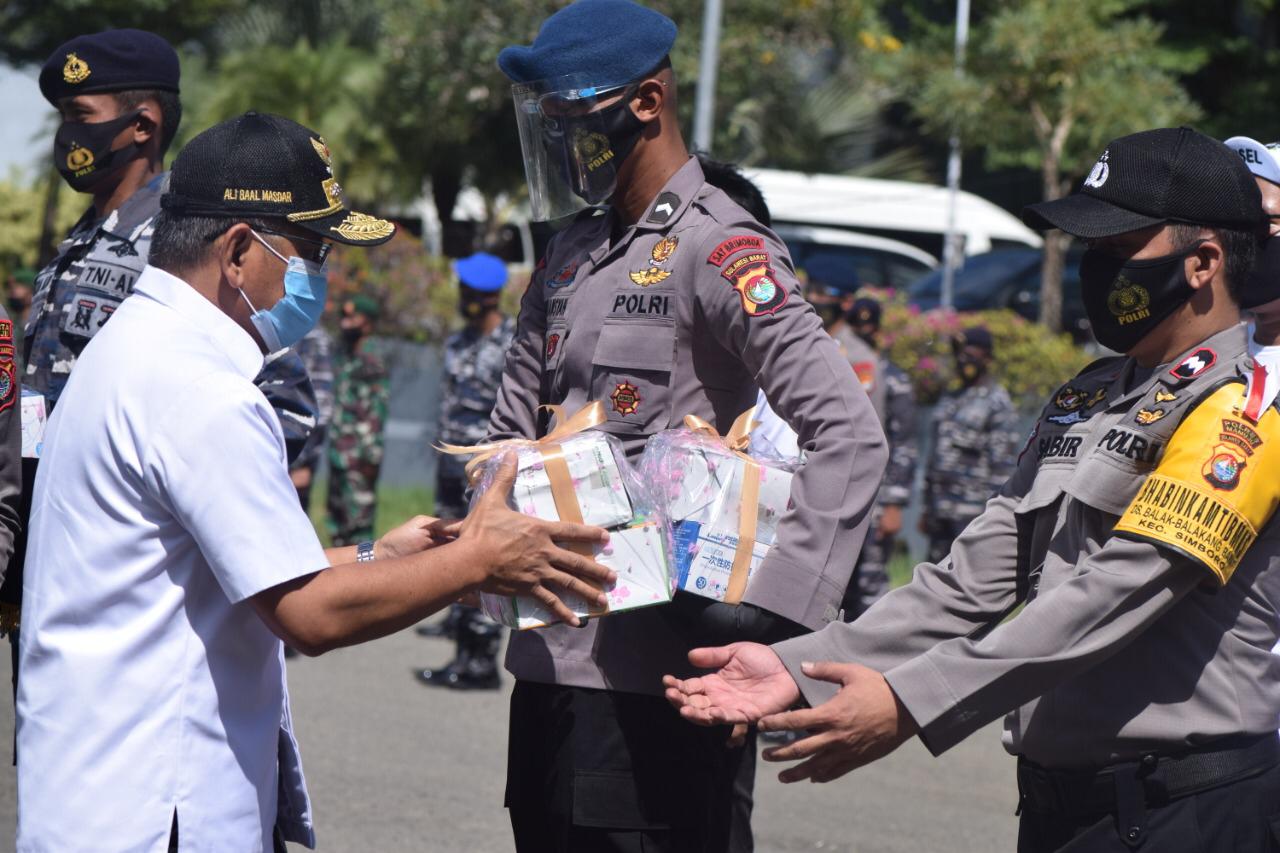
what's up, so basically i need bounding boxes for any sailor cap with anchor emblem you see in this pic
[39,29,180,104]
[160,111,396,246]
[1023,127,1264,238]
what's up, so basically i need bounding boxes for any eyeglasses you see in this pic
[255,227,332,265]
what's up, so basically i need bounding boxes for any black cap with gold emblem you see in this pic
[160,111,396,246]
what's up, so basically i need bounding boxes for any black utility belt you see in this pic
[1016,733,1280,817]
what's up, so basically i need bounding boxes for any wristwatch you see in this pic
[356,540,377,563]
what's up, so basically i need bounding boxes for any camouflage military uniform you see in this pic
[833,328,920,617]
[326,337,389,546]
[432,315,516,678]
[922,376,1020,563]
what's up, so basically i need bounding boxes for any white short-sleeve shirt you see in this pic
[17,266,329,852]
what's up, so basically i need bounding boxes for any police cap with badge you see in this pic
[39,29,181,193]
[161,111,396,247]
[39,29,179,104]
[1023,127,1264,352]
[498,0,677,221]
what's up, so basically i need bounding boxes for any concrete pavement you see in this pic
[0,627,1018,851]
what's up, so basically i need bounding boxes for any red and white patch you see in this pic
[546,333,561,360]
[1169,348,1216,382]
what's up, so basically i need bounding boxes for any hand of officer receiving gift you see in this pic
[757,661,917,784]
[663,642,801,725]
[664,644,917,783]
[460,454,616,627]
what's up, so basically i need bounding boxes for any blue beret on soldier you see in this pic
[497,0,677,86]
[39,29,180,105]
[454,253,509,293]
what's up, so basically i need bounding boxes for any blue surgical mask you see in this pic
[243,230,328,353]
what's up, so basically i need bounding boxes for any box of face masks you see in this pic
[641,431,794,602]
[469,427,675,629]
[480,521,671,629]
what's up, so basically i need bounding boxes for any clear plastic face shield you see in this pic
[511,73,644,221]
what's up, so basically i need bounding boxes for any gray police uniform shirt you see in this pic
[773,323,1280,768]
[24,171,320,461]
[488,157,888,695]
[832,327,917,507]
[924,377,1019,523]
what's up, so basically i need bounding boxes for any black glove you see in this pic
[662,591,807,647]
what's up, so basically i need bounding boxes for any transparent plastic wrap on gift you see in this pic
[638,412,798,604]
[461,415,677,630]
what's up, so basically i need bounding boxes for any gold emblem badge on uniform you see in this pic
[611,382,641,416]
[62,53,91,84]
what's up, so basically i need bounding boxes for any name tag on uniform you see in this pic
[21,389,47,458]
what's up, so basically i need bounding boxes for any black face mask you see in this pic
[1078,243,1201,353]
[54,111,143,193]
[955,353,986,386]
[7,297,25,314]
[459,297,499,321]
[559,97,646,205]
[340,325,364,347]
[1242,234,1280,310]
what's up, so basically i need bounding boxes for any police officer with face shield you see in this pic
[489,1,887,849]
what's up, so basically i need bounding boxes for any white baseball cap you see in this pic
[1224,135,1280,186]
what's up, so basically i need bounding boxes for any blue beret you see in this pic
[498,0,677,89]
[40,29,179,105]
[454,253,509,292]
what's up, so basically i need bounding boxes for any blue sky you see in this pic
[1,64,56,178]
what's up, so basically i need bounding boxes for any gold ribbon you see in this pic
[682,407,761,605]
[438,400,610,614]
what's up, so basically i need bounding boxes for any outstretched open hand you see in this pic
[758,661,917,784]
[663,642,801,726]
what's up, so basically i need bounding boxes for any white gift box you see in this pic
[510,432,634,530]
[669,448,794,601]
[481,521,672,630]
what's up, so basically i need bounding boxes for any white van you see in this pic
[773,224,937,293]
[747,168,1042,257]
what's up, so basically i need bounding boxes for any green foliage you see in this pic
[866,287,1091,411]
[0,0,248,66]
[326,232,456,344]
[899,0,1200,185]
[0,169,84,280]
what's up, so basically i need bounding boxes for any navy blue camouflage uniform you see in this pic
[433,315,516,678]
[844,357,918,616]
[286,325,335,508]
[922,377,1019,563]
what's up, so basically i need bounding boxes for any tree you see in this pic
[898,0,1200,331]
[0,0,246,67]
